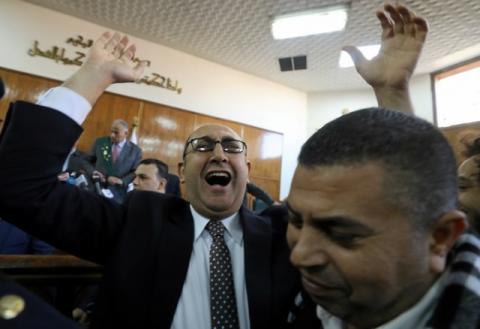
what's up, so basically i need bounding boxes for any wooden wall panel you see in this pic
[243,125,282,180]
[0,67,57,133]
[249,177,281,204]
[0,67,282,201]
[139,102,196,171]
[193,115,243,137]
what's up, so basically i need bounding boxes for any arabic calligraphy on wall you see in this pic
[27,35,182,94]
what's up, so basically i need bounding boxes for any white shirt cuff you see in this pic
[37,86,92,125]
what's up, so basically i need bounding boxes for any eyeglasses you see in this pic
[183,137,247,157]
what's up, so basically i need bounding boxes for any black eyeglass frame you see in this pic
[183,137,247,158]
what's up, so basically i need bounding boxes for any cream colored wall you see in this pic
[307,74,434,136]
[0,0,308,198]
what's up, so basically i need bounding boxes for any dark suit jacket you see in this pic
[0,220,54,255]
[0,273,80,329]
[0,102,302,329]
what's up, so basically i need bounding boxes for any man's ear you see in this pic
[159,177,168,192]
[246,160,251,176]
[178,162,185,183]
[429,210,468,273]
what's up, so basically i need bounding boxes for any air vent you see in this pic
[293,56,307,70]
[278,55,307,72]
[279,57,293,71]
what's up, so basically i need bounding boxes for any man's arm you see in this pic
[343,4,428,114]
[0,33,145,262]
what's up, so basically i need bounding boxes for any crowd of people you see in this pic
[0,3,479,329]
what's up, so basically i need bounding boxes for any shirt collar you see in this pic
[189,205,243,245]
[113,139,127,148]
[316,273,446,329]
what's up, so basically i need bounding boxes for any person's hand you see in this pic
[92,170,106,183]
[63,32,146,105]
[84,32,145,85]
[57,172,70,182]
[343,4,428,91]
[72,307,90,326]
[107,176,123,186]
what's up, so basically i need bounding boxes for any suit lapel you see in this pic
[242,207,272,329]
[0,220,12,251]
[150,200,194,328]
[114,141,129,170]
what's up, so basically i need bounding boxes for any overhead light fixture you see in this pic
[271,5,348,40]
[339,44,381,68]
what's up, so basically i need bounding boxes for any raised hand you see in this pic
[344,4,428,90]
[85,32,145,84]
[63,32,146,105]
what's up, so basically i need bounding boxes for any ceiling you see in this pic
[24,0,480,92]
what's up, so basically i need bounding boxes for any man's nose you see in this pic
[290,233,330,269]
[211,142,228,161]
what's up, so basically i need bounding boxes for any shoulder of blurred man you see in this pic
[165,174,181,197]
[0,272,80,328]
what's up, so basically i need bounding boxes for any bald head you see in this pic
[179,123,250,220]
[110,119,129,144]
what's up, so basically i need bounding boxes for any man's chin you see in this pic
[200,200,241,219]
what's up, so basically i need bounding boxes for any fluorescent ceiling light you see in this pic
[339,44,381,68]
[271,5,348,40]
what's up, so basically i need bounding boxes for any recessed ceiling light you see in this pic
[271,5,349,40]
[339,44,381,68]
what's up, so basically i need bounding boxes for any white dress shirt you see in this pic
[171,206,250,329]
[37,87,251,329]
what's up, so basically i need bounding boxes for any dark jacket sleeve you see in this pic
[0,102,125,264]
[247,182,275,206]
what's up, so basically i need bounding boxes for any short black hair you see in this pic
[138,158,168,179]
[298,108,458,230]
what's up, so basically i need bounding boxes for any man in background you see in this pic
[84,119,142,203]
[133,158,168,193]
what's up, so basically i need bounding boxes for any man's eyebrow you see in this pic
[311,216,374,234]
[286,202,374,234]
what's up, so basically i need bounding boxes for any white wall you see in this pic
[0,0,308,198]
[307,74,434,136]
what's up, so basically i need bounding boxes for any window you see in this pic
[433,58,480,127]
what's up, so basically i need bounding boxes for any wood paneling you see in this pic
[139,102,196,170]
[193,115,243,137]
[243,125,282,180]
[0,67,283,200]
[0,67,56,133]
[249,177,281,204]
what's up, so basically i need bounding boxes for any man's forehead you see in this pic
[137,163,157,173]
[112,125,125,131]
[189,124,241,140]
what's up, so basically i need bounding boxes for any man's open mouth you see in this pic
[205,171,231,186]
